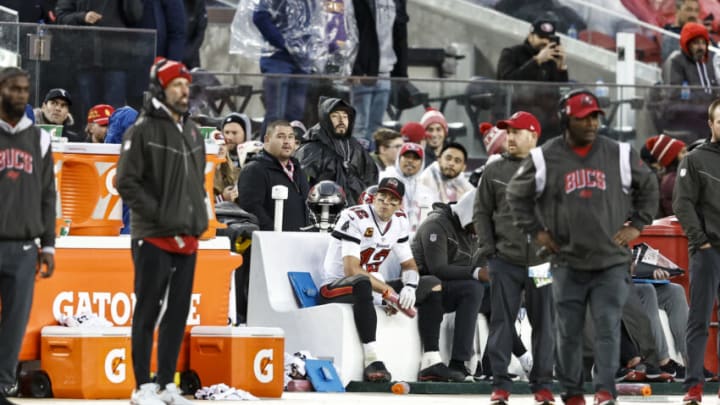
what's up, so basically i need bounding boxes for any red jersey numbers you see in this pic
[350,207,370,219]
[564,169,606,194]
[359,247,391,273]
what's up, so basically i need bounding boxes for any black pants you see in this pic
[441,280,484,362]
[131,239,196,388]
[0,241,37,389]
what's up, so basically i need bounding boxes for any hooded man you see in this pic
[295,97,378,203]
[411,189,486,381]
[380,142,435,231]
[663,22,718,98]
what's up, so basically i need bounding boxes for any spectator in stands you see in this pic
[85,104,114,143]
[0,67,55,405]
[116,58,205,405]
[295,97,378,204]
[380,142,435,231]
[137,0,186,60]
[318,177,465,383]
[370,128,404,172]
[663,22,717,94]
[420,142,473,204]
[5,0,55,23]
[350,0,409,146]
[400,121,429,150]
[34,88,82,142]
[253,0,313,133]
[662,22,716,140]
[237,120,310,232]
[675,99,720,404]
[473,111,554,405]
[497,14,567,142]
[412,189,486,381]
[662,0,701,61]
[469,122,508,187]
[104,106,139,235]
[182,0,208,69]
[216,112,252,202]
[420,108,448,166]
[56,0,144,113]
[645,134,687,217]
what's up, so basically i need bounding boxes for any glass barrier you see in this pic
[0,7,19,67]
[187,71,711,167]
[0,22,156,140]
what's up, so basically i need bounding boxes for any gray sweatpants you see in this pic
[684,247,720,390]
[0,241,38,389]
[623,284,668,365]
[553,264,631,399]
[487,257,554,393]
[634,282,688,364]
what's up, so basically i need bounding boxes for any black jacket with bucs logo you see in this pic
[506,135,658,270]
[0,115,56,247]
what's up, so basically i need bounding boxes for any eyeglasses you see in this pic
[375,196,401,207]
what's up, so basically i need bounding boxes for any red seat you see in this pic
[579,30,616,52]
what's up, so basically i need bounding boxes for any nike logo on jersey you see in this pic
[22,244,33,251]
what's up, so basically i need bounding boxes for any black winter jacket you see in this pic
[351,0,408,78]
[412,203,480,280]
[117,99,209,239]
[497,40,568,82]
[673,141,720,253]
[295,98,378,204]
[236,150,310,231]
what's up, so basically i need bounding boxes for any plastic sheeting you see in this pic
[230,0,358,75]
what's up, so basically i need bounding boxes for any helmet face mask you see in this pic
[307,181,347,232]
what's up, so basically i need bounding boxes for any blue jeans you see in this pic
[77,69,127,112]
[351,78,391,147]
[260,54,308,135]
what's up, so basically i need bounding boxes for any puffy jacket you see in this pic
[117,99,208,239]
[295,97,378,203]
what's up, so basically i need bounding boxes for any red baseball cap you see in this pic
[398,142,424,159]
[87,104,115,126]
[564,93,604,119]
[496,111,542,137]
[400,122,429,143]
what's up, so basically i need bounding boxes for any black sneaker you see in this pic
[659,359,685,381]
[448,360,475,382]
[704,367,716,382]
[473,361,492,381]
[643,363,673,382]
[0,393,16,405]
[363,361,391,382]
[418,362,467,382]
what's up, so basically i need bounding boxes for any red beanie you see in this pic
[400,122,429,143]
[645,134,686,167]
[420,107,448,134]
[151,57,192,89]
[483,126,508,155]
[680,22,710,61]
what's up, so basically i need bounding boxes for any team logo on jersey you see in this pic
[341,220,350,231]
[364,227,374,237]
[429,233,437,242]
[564,169,606,194]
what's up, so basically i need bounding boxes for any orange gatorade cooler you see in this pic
[41,326,135,399]
[190,326,284,398]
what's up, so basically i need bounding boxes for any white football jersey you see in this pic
[321,203,413,286]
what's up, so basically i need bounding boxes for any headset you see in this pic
[148,58,170,101]
[557,88,600,131]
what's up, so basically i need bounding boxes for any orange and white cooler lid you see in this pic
[190,326,284,337]
[41,326,132,337]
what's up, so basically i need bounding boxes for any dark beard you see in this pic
[2,98,25,121]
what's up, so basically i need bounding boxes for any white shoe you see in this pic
[130,383,164,405]
[519,352,533,376]
[159,383,194,405]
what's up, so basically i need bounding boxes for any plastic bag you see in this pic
[230,0,358,75]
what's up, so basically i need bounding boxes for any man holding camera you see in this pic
[496,13,568,143]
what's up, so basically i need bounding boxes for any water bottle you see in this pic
[594,78,609,99]
[567,24,578,39]
[680,81,691,101]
